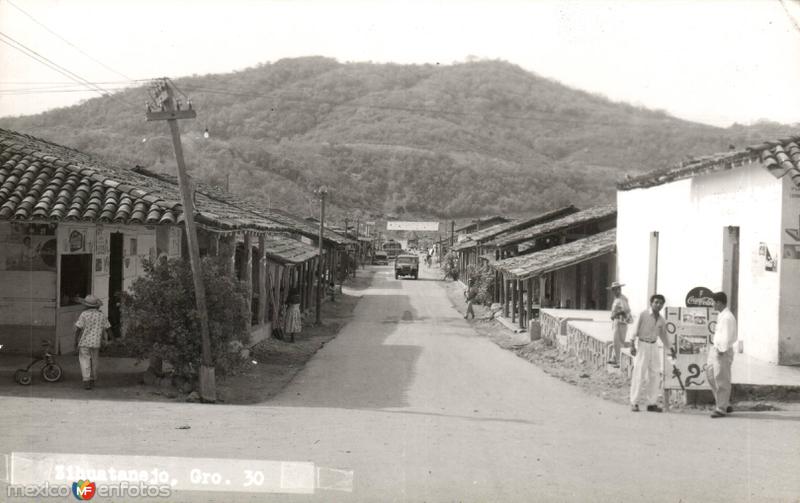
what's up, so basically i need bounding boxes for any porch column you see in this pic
[526,277,534,323]
[243,233,253,329]
[208,232,220,257]
[518,279,525,329]
[502,276,509,318]
[258,235,267,326]
[538,276,546,305]
[219,233,236,277]
[511,279,517,323]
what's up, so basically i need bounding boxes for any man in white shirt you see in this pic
[628,294,671,412]
[707,291,737,418]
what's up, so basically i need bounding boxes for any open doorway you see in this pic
[108,232,123,338]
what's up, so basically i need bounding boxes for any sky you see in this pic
[1,0,800,127]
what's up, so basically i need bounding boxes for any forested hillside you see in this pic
[1,57,797,219]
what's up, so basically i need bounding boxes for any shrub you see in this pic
[465,263,495,304]
[441,250,459,280]
[120,257,250,379]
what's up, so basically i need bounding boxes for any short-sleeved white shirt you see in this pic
[75,309,110,348]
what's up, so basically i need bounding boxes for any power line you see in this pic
[4,0,133,81]
[0,31,109,96]
[0,31,139,109]
[779,0,800,34]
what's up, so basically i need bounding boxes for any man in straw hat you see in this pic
[607,281,632,367]
[74,295,110,390]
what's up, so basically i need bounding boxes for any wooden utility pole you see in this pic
[146,78,215,402]
[316,187,327,325]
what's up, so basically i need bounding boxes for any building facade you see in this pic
[617,138,800,365]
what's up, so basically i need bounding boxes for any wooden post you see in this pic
[243,233,253,330]
[511,279,517,323]
[219,234,235,277]
[146,80,215,401]
[258,235,267,326]
[526,277,534,323]
[209,232,219,257]
[502,277,509,318]
[539,276,546,306]
[518,279,525,329]
[298,262,306,312]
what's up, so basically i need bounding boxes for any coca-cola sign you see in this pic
[685,287,714,307]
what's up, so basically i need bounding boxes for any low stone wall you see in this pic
[566,324,613,369]
[540,312,561,345]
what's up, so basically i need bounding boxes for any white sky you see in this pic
[1,0,800,127]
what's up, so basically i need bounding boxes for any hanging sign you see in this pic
[684,286,714,308]
[386,221,440,232]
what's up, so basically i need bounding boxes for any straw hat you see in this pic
[81,295,103,308]
[607,281,625,290]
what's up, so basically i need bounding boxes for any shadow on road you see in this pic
[272,292,422,410]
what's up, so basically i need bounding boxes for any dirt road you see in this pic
[1,265,798,502]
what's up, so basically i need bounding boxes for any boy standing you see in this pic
[74,295,110,390]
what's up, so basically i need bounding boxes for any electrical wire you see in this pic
[0,31,109,96]
[4,0,134,81]
[0,31,140,108]
[779,0,800,34]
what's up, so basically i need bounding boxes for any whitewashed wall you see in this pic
[779,177,800,364]
[617,163,783,363]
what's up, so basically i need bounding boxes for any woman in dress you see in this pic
[284,288,302,343]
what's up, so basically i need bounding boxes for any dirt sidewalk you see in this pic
[440,278,792,413]
[0,272,368,405]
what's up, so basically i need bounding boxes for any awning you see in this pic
[493,229,616,280]
[262,234,319,264]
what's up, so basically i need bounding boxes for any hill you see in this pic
[1,57,797,220]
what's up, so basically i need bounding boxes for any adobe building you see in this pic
[617,137,800,365]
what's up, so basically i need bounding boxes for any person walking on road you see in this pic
[707,291,738,418]
[73,295,110,390]
[607,281,632,367]
[628,294,670,412]
[464,281,477,320]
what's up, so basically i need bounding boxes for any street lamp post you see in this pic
[315,186,327,325]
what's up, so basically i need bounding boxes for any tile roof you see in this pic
[618,135,800,191]
[0,131,179,225]
[489,204,617,248]
[261,233,319,264]
[493,229,616,280]
[453,205,579,251]
[455,215,510,233]
[0,128,285,232]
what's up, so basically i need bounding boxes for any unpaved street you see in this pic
[2,265,799,502]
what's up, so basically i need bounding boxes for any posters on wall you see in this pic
[663,306,717,391]
[0,222,57,271]
[59,226,94,255]
[784,183,800,259]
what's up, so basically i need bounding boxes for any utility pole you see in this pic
[343,217,349,280]
[450,220,455,247]
[146,78,215,402]
[354,216,360,276]
[315,187,327,325]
